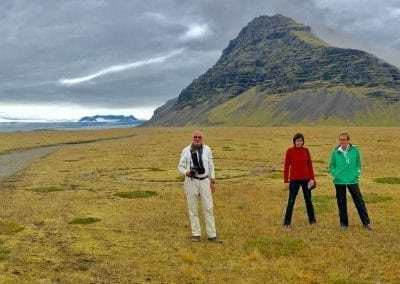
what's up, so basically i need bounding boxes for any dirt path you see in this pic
[0,133,138,182]
[0,146,62,181]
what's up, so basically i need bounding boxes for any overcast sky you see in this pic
[1,0,399,121]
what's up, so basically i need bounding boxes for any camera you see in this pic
[190,166,205,176]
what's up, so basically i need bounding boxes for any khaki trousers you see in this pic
[184,177,216,238]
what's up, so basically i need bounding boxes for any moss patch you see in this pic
[267,173,283,179]
[245,237,306,258]
[148,167,165,172]
[0,246,11,260]
[0,221,24,235]
[364,193,393,203]
[374,177,400,185]
[114,190,158,199]
[313,194,336,213]
[69,217,101,225]
[28,186,63,193]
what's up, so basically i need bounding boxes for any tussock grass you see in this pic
[374,177,400,184]
[180,252,198,264]
[114,190,157,199]
[69,217,101,225]
[0,127,399,282]
[246,249,262,261]
[177,264,204,282]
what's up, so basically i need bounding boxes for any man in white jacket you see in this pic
[178,130,222,243]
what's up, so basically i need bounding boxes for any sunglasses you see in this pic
[193,136,202,139]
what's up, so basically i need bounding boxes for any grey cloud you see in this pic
[1,0,399,119]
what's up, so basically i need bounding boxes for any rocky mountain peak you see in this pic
[144,14,400,126]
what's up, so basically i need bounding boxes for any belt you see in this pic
[192,176,208,180]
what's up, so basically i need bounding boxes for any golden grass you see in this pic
[0,126,399,282]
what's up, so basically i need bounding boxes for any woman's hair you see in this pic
[293,133,305,144]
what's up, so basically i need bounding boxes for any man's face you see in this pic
[192,131,203,146]
[339,135,349,148]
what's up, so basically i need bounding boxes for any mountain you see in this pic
[143,14,400,126]
[79,115,143,124]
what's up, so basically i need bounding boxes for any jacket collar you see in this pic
[337,143,353,152]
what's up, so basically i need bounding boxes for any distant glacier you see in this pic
[0,115,146,132]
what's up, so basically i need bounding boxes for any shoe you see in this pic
[191,236,201,242]
[208,237,223,243]
[364,224,373,230]
[340,225,348,230]
[283,224,290,229]
[309,220,317,225]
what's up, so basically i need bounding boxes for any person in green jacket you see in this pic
[329,133,372,230]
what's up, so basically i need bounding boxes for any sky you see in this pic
[1,0,399,121]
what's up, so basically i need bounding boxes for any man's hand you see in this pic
[210,179,216,193]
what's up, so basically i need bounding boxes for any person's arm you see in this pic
[329,149,337,178]
[355,148,362,179]
[306,148,315,187]
[283,149,291,185]
[207,146,215,180]
[306,148,315,180]
[355,147,362,176]
[178,148,189,176]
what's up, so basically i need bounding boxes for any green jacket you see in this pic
[329,144,362,184]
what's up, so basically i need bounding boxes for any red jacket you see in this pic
[284,146,315,183]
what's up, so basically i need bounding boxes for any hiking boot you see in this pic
[364,224,373,230]
[191,236,201,242]
[208,237,223,243]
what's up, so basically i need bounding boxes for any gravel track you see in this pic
[0,146,63,181]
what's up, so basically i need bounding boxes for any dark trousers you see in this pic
[284,180,316,225]
[335,184,371,226]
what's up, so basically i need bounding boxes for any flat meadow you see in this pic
[0,127,399,283]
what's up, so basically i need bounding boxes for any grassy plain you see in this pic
[0,127,399,283]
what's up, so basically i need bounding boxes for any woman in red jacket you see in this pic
[283,133,316,229]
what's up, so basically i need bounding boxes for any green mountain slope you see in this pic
[144,14,400,126]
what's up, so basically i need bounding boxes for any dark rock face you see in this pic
[144,14,400,126]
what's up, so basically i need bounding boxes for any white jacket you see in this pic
[178,144,216,179]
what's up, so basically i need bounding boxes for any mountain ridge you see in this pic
[143,14,400,126]
[79,115,144,124]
